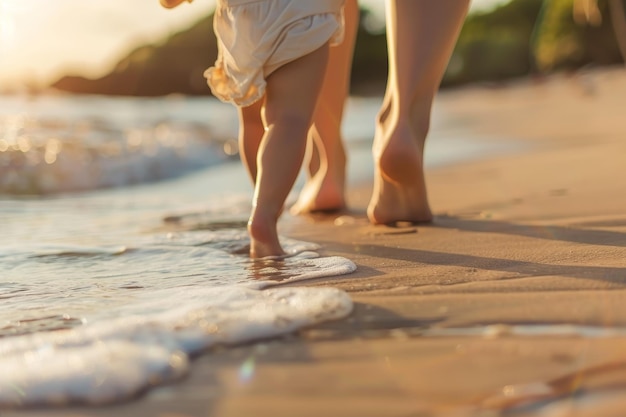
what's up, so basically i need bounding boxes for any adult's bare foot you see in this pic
[367,106,433,225]
[291,161,346,213]
[291,140,347,214]
[291,174,346,214]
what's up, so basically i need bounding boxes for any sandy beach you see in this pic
[7,66,626,416]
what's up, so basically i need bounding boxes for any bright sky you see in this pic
[0,0,508,89]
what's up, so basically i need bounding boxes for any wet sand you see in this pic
[7,67,626,416]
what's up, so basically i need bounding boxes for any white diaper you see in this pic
[205,0,345,107]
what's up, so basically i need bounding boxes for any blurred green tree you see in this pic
[532,0,624,71]
[443,0,544,85]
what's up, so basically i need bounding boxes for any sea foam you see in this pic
[0,285,353,407]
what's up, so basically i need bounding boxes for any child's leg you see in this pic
[238,99,265,183]
[248,44,330,258]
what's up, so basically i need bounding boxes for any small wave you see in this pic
[0,114,235,195]
[29,245,129,258]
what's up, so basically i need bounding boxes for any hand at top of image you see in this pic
[159,0,192,10]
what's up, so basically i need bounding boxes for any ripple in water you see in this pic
[0,228,356,408]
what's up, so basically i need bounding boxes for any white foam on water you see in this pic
[0,285,353,407]
[280,252,359,282]
[0,342,188,407]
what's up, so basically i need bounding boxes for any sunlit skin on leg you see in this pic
[291,0,359,214]
[238,99,265,183]
[246,44,330,258]
[367,0,470,225]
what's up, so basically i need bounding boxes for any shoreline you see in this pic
[6,67,626,416]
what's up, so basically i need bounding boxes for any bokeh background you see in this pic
[1,0,623,96]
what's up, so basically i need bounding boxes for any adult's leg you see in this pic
[368,0,469,224]
[248,44,330,258]
[292,0,359,213]
[238,99,265,183]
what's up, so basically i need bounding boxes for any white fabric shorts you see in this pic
[205,0,345,107]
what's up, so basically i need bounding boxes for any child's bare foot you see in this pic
[367,105,433,225]
[248,210,285,258]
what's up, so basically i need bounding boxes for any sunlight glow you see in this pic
[0,1,19,55]
[0,0,215,89]
[0,0,508,89]
[0,0,53,86]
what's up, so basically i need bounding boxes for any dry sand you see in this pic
[8,67,626,416]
